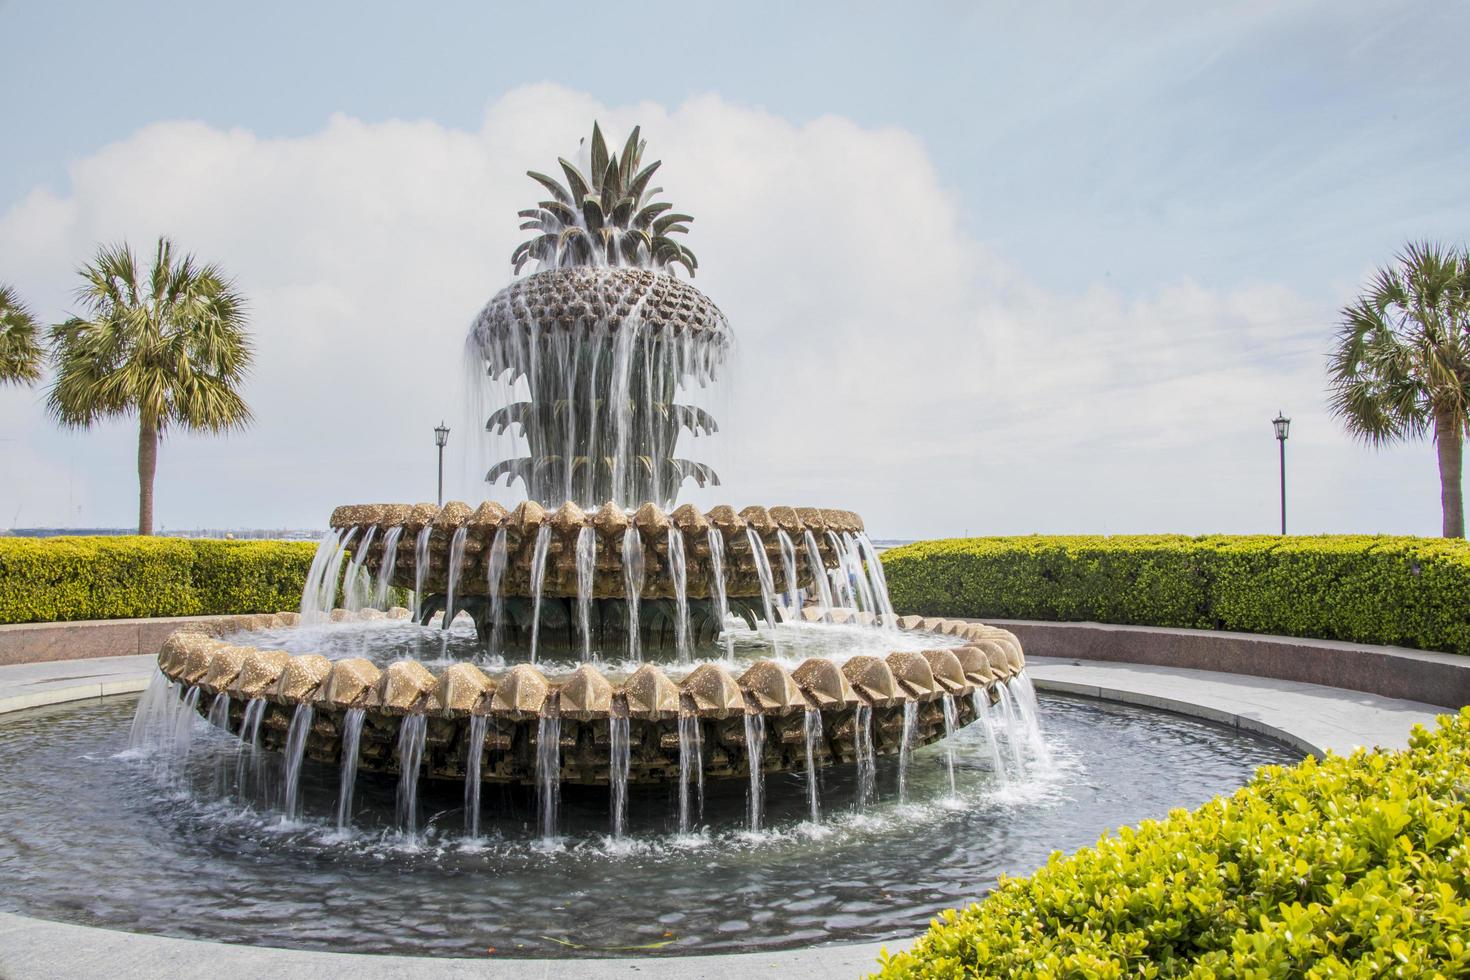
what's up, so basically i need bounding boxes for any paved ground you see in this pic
[0,652,1449,979]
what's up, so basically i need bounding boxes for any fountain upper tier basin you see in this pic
[325,500,869,601]
[472,267,730,342]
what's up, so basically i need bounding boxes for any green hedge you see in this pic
[874,708,1470,978]
[881,535,1470,656]
[0,536,318,623]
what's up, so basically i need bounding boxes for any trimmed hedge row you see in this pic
[0,536,318,624]
[874,708,1470,978]
[881,535,1470,656]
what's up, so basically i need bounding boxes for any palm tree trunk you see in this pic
[138,414,158,535]
[1434,407,1464,538]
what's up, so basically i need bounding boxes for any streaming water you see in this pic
[527,525,553,663]
[206,693,230,730]
[668,527,690,663]
[575,526,596,663]
[298,529,343,623]
[826,531,856,611]
[677,710,703,834]
[235,697,268,798]
[854,703,876,807]
[997,686,1027,775]
[776,529,800,612]
[743,712,766,832]
[1010,672,1052,765]
[897,700,917,803]
[971,690,1010,785]
[373,525,405,609]
[803,530,835,622]
[744,529,781,655]
[856,532,897,626]
[609,714,630,837]
[706,528,733,658]
[442,527,469,629]
[343,526,378,611]
[622,527,645,662]
[940,694,958,798]
[803,708,823,825]
[487,528,508,656]
[396,714,428,836]
[126,670,170,752]
[336,707,366,831]
[465,714,488,837]
[281,703,313,821]
[315,528,357,622]
[171,686,201,776]
[412,526,432,621]
[536,708,562,841]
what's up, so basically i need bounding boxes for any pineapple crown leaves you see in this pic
[511,122,699,277]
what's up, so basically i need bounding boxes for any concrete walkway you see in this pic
[1026,656,1445,756]
[0,653,1449,979]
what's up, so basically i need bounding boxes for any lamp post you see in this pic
[1272,411,1290,535]
[434,422,450,506]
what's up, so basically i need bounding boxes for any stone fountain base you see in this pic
[156,613,1024,786]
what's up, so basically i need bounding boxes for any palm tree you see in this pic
[47,238,253,534]
[1328,241,1470,537]
[0,284,44,386]
[512,122,699,276]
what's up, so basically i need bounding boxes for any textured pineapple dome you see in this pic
[471,267,730,342]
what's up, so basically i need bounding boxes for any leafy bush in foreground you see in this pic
[881,535,1470,655]
[0,536,317,623]
[875,708,1470,978]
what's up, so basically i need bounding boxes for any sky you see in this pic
[1,0,1467,538]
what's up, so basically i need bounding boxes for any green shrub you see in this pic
[881,535,1470,655]
[875,708,1470,979]
[0,536,318,623]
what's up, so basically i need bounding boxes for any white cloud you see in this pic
[0,85,1442,537]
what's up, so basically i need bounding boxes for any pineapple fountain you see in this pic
[139,123,1038,839]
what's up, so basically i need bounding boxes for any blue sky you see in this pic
[1,1,1467,535]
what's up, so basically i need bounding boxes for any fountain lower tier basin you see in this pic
[0,693,1304,957]
[153,614,1026,785]
[324,500,872,601]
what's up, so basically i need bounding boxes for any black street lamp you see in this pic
[1272,411,1290,535]
[434,422,450,506]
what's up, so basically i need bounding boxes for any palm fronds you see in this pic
[46,237,255,433]
[0,284,44,386]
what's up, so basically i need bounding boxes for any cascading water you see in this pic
[706,527,733,657]
[396,714,428,837]
[315,529,357,623]
[677,709,703,834]
[855,703,876,807]
[609,714,630,837]
[856,532,896,626]
[575,526,596,663]
[373,525,405,609]
[826,531,856,611]
[412,526,432,621]
[668,527,690,663]
[171,686,201,776]
[465,714,487,837]
[442,526,469,629]
[997,685,1027,775]
[971,690,1010,785]
[1009,672,1051,764]
[299,529,343,623]
[206,692,230,731]
[281,703,314,821]
[839,532,876,617]
[940,694,958,798]
[527,525,552,663]
[343,526,378,611]
[535,707,562,841]
[336,707,366,831]
[897,700,917,804]
[622,526,645,662]
[776,530,800,612]
[803,530,834,622]
[486,528,508,656]
[745,529,780,654]
[743,712,766,832]
[803,708,823,825]
[235,697,267,798]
